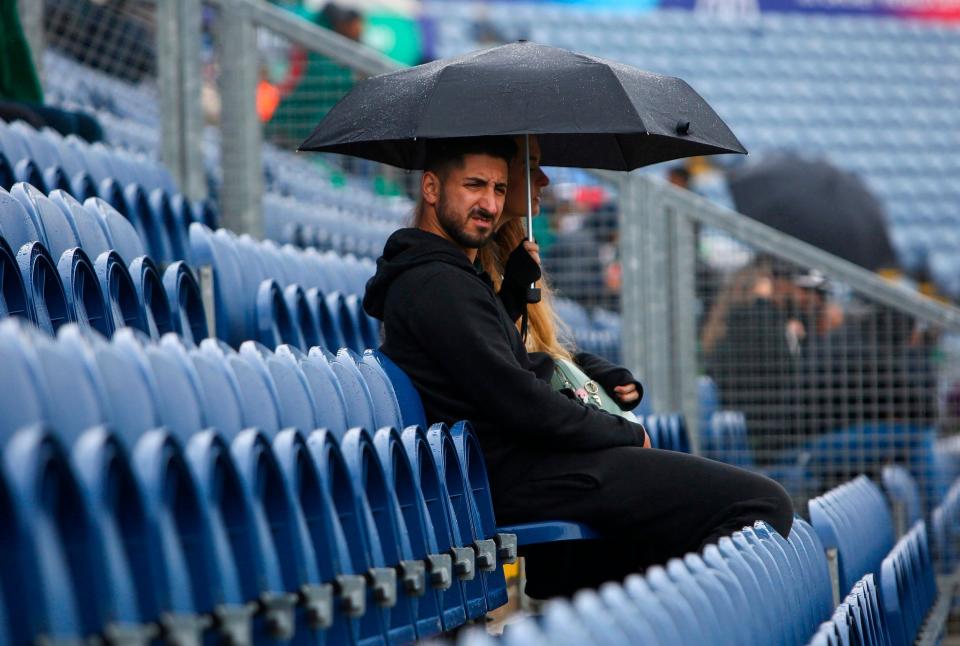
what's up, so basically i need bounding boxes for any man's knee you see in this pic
[755,475,795,538]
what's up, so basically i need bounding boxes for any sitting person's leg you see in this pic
[494,447,793,597]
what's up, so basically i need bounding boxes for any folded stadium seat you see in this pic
[372,427,451,638]
[809,476,896,597]
[84,197,147,263]
[0,235,30,322]
[182,347,245,440]
[132,429,246,643]
[161,261,208,345]
[48,190,111,259]
[17,242,73,334]
[603,577,679,644]
[0,321,48,439]
[591,584,662,645]
[261,239,296,286]
[189,224,247,345]
[317,348,379,434]
[58,326,161,444]
[881,465,923,537]
[0,152,14,189]
[71,430,168,643]
[230,430,332,643]
[255,279,306,351]
[723,533,789,645]
[280,244,315,289]
[448,423,514,605]
[200,339,283,437]
[357,351,406,430]
[307,288,346,353]
[656,559,730,646]
[233,233,271,336]
[341,428,420,643]
[752,521,823,638]
[148,189,190,264]
[426,425,490,620]
[57,248,112,337]
[1,429,117,643]
[98,176,131,217]
[18,188,81,262]
[128,256,173,340]
[308,429,397,644]
[122,184,172,264]
[880,523,935,646]
[284,284,323,351]
[193,199,218,230]
[345,293,380,350]
[94,250,149,335]
[3,184,49,251]
[698,547,770,646]
[112,331,205,442]
[277,345,350,436]
[301,248,337,295]
[569,588,634,644]
[335,348,399,433]
[239,341,320,434]
[538,600,597,646]
[326,292,363,353]
[737,527,807,645]
[12,160,48,195]
[682,553,754,646]
[271,429,367,645]
[0,121,30,165]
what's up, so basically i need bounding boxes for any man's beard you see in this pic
[437,193,496,249]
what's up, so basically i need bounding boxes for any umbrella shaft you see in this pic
[525,133,534,242]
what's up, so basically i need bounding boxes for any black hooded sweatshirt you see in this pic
[363,228,646,490]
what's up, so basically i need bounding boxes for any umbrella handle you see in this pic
[525,134,541,304]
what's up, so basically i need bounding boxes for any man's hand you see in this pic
[522,240,541,266]
[614,383,639,404]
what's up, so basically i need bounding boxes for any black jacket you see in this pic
[364,228,646,489]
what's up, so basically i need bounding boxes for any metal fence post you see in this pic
[17,0,44,81]
[668,207,700,453]
[218,0,263,238]
[157,0,207,200]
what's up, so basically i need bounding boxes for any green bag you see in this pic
[550,357,639,423]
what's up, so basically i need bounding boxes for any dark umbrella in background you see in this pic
[728,153,898,272]
[300,40,747,299]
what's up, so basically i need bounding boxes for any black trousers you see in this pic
[491,447,795,599]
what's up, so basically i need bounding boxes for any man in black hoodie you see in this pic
[364,137,793,597]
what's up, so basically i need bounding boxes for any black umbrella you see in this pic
[728,154,897,272]
[299,41,745,171]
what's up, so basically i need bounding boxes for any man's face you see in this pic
[504,136,550,219]
[432,154,508,249]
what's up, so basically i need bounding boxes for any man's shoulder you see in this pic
[394,260,487,291]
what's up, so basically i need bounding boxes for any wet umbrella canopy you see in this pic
[298,40,746,170]
[728,154,898,272]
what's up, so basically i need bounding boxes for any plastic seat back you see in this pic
[129,256,173,340]
[0,320,47,439]
[0,185,45,251]
[0,234,31,321]
[240,341,318,433]
[84,197,146,263]
[94,250,148,335]
[162,261,208,346]
[285,284,323,351]
[56,247,112,337]
[358,351,404,432]
[282,345,350,436]
[327,348,379,433]
[17,241,73,334]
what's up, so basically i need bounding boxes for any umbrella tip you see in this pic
[676,120,691,136]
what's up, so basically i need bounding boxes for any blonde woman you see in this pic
[478,135,642,409]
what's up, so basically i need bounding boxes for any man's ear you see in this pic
[422,170,440,206]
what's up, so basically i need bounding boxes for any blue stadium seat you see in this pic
[148,189,189,264]
[308,287,345,353]
[326,291,363,353]
[1,429,112,643]
[25,188,80,260]
[345,293,379,350]
[0,235,31,322]
[570,588,633,644]
[323,348,379,433]
[279,345,350,435]
[308,428,394,644]
[162,261,208,346]
[595,583,663,644]
[284,284,323,351]
[230,429,332,643]
[94,250,148,335]
[131,430,238,642]
[1,185,45,252]
[341,428,419,643]
[239,341,318,433]
[0,320,47,439]
[57,248,113,337]
[0,152,14,190]
[401,426,469,629]
[17,241,73,334]
[84,197,146,263]
[372,350,428,429]
[256,279,305,351]
[128,256,173,340]
[200,339,282,436]
[71,429,165,643]
[186,344,246,439]
[123,184,171,263]
[271,429,362,644]
[426,424,487,620]
[49,190,111,259]
[357,350,405,432]
[882,465,923,534]
[12,160,46,194]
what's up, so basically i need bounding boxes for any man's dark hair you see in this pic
[423,137,517,178]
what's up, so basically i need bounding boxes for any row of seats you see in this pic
[0,318,519,643]
[189,223,379,352]
[0,118,217,266]
[931,477,960,573]
[0,184,207,342]
[457,517,833,646]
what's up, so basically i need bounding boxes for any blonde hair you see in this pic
[700,263,773,357]
[478,217,574,360]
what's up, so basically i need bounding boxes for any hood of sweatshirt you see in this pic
[363,227,484,319]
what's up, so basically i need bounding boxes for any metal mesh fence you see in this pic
[694,226,960,511]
